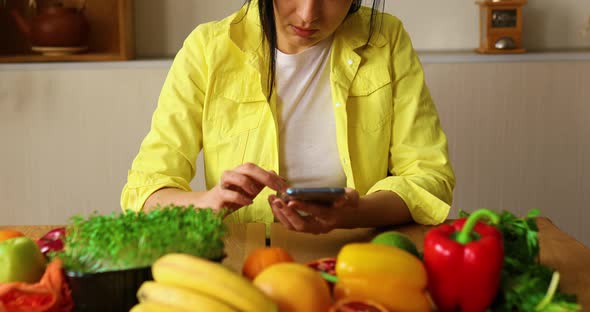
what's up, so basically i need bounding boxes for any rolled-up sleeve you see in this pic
[367,22,455,225]
[121,25,209,212]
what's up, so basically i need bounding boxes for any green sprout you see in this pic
[51,205,227,273]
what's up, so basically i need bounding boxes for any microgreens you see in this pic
[51,205,227,273]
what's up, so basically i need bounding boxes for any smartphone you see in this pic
[280,187,345,205]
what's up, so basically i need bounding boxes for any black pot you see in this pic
[66,266,152,312]
[65,256,225,312]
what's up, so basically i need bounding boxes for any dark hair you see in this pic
[244,0,382,99]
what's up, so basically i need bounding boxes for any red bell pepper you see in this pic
[423,209,504,312]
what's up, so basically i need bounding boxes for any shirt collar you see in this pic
[229,4,264,55]
[335,8,387,50]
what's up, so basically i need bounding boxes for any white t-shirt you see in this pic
[276,37,346,188]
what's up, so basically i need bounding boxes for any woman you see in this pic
[121,0,455,234]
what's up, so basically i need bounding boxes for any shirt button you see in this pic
[347,59,353,65]
[342,159,347,164]
[335,102,342,107]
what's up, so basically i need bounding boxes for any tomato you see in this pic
[0,230,24,242]
[242,247,294,280]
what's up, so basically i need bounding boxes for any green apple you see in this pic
[0,237,47,283]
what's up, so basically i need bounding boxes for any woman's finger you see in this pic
[268,196,295,230]
[219,170,260,197]
[249,180,266,196]
[279,202,308,232]
[276,199,331,234]
[289,201,336,233]
[272,204,296,231]
[291,200,333,220]
[219,187,253,207]
[234,163,288,192]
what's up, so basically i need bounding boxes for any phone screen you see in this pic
[280,187,345,205]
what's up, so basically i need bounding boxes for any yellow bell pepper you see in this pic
[334,243,431,312]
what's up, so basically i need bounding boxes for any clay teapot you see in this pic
[11,3,89,47]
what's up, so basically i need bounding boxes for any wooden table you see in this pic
[271,218,590,309]
[0,223,267,272]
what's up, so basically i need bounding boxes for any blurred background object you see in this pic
[0,0,133,62]
[476,0,527,54]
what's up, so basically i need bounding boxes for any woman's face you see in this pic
[273,0,354,54]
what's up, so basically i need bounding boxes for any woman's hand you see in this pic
[143,163,287,214]
[201,163,288,213]
[268,188,360,234]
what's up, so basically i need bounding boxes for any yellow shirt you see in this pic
[121,6,456,226]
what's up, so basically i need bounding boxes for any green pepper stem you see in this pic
[455,209,500,244]
[320,271,339,284]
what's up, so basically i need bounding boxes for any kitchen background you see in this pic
[1,0,589,246]
[135,0,590,56]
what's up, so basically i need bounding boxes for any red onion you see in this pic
[37,227,66,255]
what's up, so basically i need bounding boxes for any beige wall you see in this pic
[0,66,164,222]
[0,60,589,248]
[134,0,590,57]
[424,61,590,249]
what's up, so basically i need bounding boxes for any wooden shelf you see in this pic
[0,52,127,63]
[0,0,134,62]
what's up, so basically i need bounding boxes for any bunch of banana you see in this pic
[130,253,278,312]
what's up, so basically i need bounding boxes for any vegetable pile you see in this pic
[51,205,227,273]
[133,208,584,312]
[302,208,583,311]
[2,206,583,312]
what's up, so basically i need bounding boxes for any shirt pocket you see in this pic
[347,68,393,133]
[209,79,267,140]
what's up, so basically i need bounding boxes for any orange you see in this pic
[253,263,332,312]
[0,230,25,242]
[242,247,294,280]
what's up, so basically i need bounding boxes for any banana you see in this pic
[130,301,189,312]
[137,281,238,312]
[152,253,278,312]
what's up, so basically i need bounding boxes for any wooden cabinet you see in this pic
[476,0,527,54]
[0,0,134,62]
